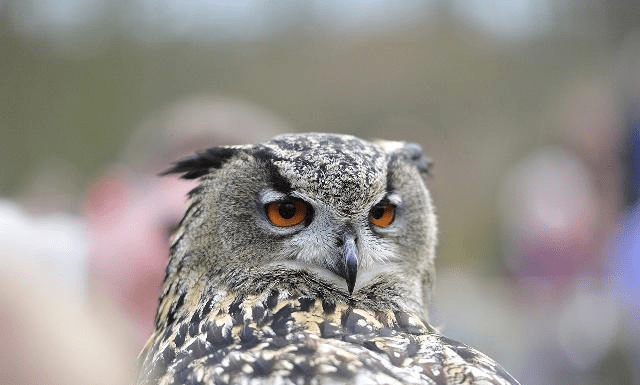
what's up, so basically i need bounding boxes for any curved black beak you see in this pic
[343,238,358,294]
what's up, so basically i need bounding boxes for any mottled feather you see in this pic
[138,281,518,385]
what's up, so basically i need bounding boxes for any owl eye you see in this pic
[266,200,308,227]
[369,202,395,227]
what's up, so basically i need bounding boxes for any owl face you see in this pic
[168,133,436,308]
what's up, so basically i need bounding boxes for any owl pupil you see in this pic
[278,202,297,219]
[371,205,385,219]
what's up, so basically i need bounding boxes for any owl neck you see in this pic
[154,267,427,332]
[152,270,434,346]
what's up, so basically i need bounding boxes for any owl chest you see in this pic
[144,290,440,383]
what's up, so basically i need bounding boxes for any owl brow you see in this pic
[385,168,394,193]
[252,147,293,194]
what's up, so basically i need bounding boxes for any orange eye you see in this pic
[369,202,395,227]
[266,201,308,227]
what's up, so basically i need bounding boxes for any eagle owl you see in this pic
[137,133,519,385]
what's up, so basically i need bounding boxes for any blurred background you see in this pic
[1,0,639,384]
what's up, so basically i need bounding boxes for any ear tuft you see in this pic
[378,140,433,176]
[402,143,433,176]
[161,147,240,179]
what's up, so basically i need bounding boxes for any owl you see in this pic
[137,133,519,385]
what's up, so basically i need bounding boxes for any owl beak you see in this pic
[343,237,358,295]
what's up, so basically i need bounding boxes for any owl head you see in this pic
[163,133,437,317]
